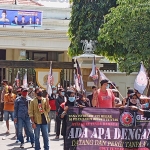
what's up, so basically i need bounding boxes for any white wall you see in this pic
[104,72,138,98]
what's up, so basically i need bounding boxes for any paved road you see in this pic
[0,120,63,150]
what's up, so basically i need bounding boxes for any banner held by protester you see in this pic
[65,107,150,150]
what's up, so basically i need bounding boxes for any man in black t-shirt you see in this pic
[87,86,96,107]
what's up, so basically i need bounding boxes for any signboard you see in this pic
[35,69,61,89]
[66,107,150,150]
[0,9,42,27]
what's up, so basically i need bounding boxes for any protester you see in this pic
[15,87,22,143]
[92,79,115,108]
[109,82,116,89]
[16,88,22,97]
[28,81,35,99]
[87,86,97,107]
[122,88,134,105]
[55,88,65,139]
[48,86,57,134]
[134,89,142,98]
[0,79,8,121]
[130,105,150,118]
[15,87,30,143]
[14,88,34,148]
[123,93,141,108]
[140,95,150,109]
[3,86,16,134]
[76,92,90,107]
[29,88,50,150]
[58,89,76,150]
[111,89,122,107]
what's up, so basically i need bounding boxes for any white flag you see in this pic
[47,62,53,96]
[134,64,148,94]
[23,70,28,88]
[99,70,109,81]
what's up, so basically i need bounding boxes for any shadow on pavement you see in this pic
[49,133,56,136]
[7,147,29,150]
[0,133,8,136]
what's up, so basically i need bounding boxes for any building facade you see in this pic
[0,1,139,97]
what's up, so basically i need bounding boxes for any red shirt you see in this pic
[49,99,56,111]
[97,89,115,108]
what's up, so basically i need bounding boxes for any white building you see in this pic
[0,0,138,97]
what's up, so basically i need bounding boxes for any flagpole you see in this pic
[109,82,124,100]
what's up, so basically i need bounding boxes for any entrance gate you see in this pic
[0,60,75,90]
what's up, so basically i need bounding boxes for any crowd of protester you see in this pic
[0,78,150,150]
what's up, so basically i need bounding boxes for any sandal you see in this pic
[6,130,10,134]
[54,136,59,139]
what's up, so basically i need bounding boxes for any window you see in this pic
[33,52,48,61]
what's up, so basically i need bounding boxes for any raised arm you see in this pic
[92,91,98,107]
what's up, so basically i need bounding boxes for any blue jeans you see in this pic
[34,124,49,150]
[4,111,14,121]
[17,116,34,144]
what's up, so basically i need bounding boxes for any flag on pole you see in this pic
[89,56,99,86]
[74,70,80,92]
[76,59,84,92]
[99,70,109,81]
[47,61,53,96]
[13,70,20,88]
[23,69,28,88]
[134,64,148,94]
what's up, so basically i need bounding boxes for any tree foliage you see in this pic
[68,0,116,57]
[98,0,150,74]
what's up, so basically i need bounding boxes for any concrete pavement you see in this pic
[0,120,63,150]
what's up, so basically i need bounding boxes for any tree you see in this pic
[68,0,116,57]
[97,0,150,74]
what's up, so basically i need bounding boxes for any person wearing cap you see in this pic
[0,79,8,121]
[58,89,76,149]
[28,81,35,99]
[48,86,57,134]
[122,88,134,106]
[0,10,9,22]
[92,79,115,108]
[87,86,97,107]
[55,88,65,139]
[14,88,35,148]
[29,87,50,150]
[3,86,16,134]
